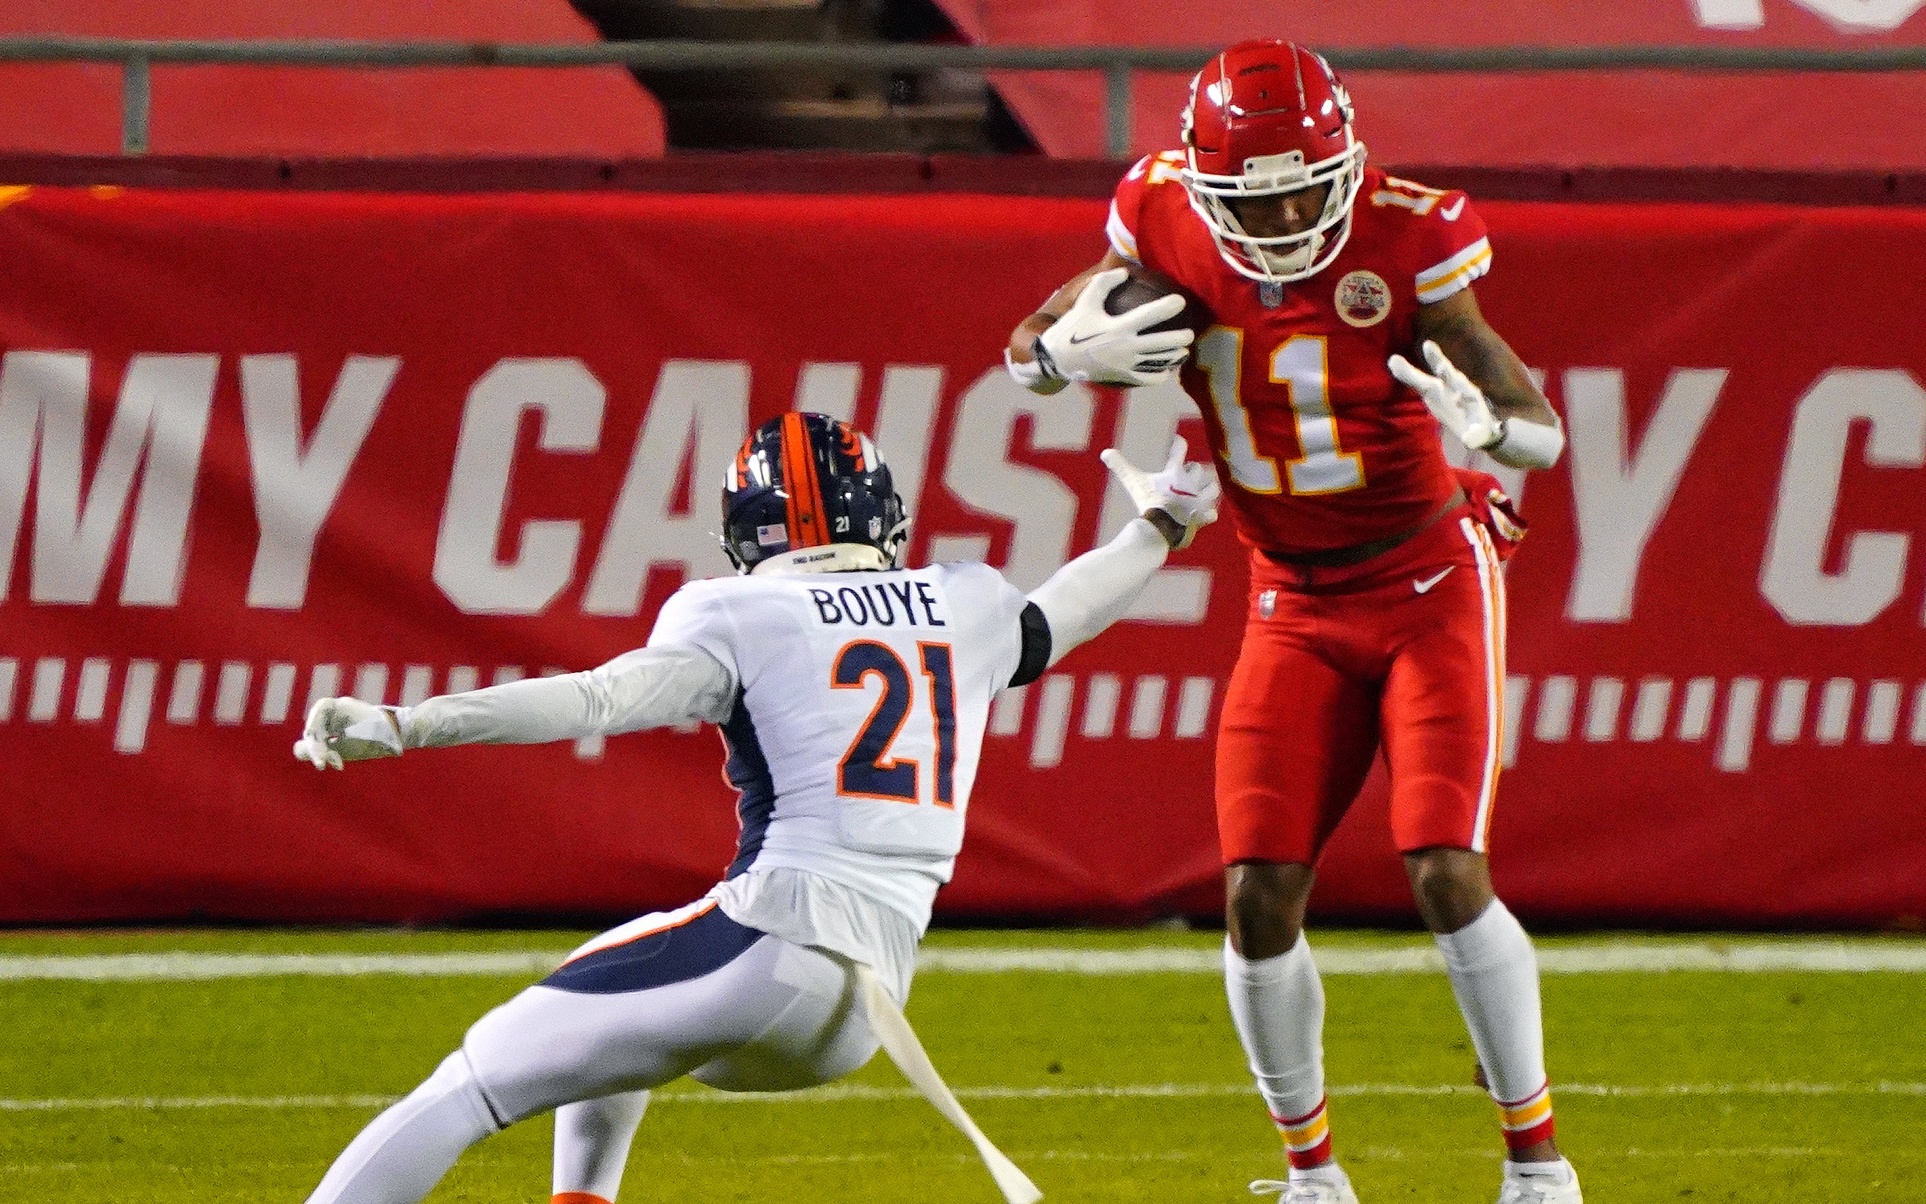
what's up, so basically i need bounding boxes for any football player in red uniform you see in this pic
[1006,40,1579,1204]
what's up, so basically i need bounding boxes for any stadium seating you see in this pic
[572,0,1020,153]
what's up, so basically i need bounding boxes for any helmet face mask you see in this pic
[1179,41,1368,284]
[720,412,908,574]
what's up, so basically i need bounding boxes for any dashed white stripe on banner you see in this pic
[168,660,204,724]
[1584,677,1622,742]
[399,664,434,708]
[114,660,157,753]
[1127,676,1166,739]
[3,1079,1921,1113]
[307,662,341,714]
[1030,675,1075,769]
[1081,673,1121,740]
[261,662,297,725]
[30,656,62,722]
[6,940,1926,981]
[215,661,251,724]
[1533,675,1575,742]
[75,658,111,722]
[8,657,1926,776]
[1629,677,1669,742]
[1679,676,1716,740]
[1495,672,1926,773]
[0,657,621,760]
[1173,676,1215,739]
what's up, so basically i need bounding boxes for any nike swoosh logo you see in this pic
[1413,567,1455,594]
[1439,196,1466,222]
[1067,332,1104,345]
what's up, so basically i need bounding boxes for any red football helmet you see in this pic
[1179,41,1367,284]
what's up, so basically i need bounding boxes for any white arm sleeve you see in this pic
[1025,517,1169,668]
[399,645,736,749]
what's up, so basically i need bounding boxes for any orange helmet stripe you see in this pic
[779,412,829,548]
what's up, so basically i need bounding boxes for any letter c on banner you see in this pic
[434,359,605,615]
[1761,369,1925,626]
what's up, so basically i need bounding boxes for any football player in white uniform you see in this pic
[293,412,1220,1204]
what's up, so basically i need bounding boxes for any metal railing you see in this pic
[2,35,1924,157]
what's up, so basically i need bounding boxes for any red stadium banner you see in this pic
[1,185,1923,927]
[0,0,665,158]
[932,1,1926,169]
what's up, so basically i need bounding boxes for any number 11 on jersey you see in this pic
[1195,328,1364,496]
[833,640,958,808]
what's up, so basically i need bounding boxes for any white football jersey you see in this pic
[648,561,1033,927]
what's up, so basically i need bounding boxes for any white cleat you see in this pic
[1497,1157,1582,1203]
[1250,1167,1360,1204]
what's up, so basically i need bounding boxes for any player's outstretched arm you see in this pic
[1005,252,1193,393]
[1023,437,1221,669]
[293,645,734,770]
[1392,287,1564,470]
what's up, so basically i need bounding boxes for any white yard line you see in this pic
[0,951,568,981]
[4,1080,1922,1112]
[4,940,1926,981]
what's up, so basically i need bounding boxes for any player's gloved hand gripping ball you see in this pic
[1101,435,1222,549]
[1035,267,1195,387]
[1388,339,1505,453]
[294,697,404,769]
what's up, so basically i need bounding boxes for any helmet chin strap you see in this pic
[1256,235,1320,276]
[750,544,891,576]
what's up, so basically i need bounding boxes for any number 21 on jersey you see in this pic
[833,640,957,808]
[1195,328,1365,496]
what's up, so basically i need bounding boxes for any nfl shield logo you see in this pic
[1259,281,1284,308]
[1258,589,1277,619]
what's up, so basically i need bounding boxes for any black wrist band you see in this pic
[1030,335,1063,381]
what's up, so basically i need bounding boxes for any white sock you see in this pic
[1508,1157,1577,1182]
[1433,899,1549,1106]
[1290,1162,1351,1186]
[306,1051,502,1204]
[553,1091,651,1201]
[1224,934,1328,1127]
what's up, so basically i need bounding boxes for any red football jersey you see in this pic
[1108,155,1494,553]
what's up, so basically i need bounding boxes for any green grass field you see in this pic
[3,927,1924,1203]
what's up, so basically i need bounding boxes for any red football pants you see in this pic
[1216,510,1508,865]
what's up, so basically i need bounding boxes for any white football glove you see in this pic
[1035,267,1195,387]
[293,697,404,770]
[1388,340,1504,452]
[1100,436,1221,549]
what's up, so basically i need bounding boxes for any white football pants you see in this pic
[305,907,879,1204]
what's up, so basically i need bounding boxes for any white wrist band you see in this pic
[1003,346,1051,389]
[1488,417,1564,469]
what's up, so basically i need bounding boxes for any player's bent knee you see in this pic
[461,988,693,1125]
[424,1049,508,1135]
[690,949,879,1092]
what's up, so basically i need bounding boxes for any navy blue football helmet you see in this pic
[721,412,908,573]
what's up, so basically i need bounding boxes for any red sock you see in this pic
[1496,1080,1556,1151]
[1273,1096,1334,1168]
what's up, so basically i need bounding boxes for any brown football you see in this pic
[1102,264,1193,334]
